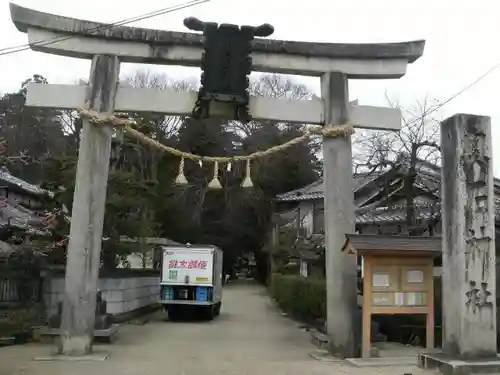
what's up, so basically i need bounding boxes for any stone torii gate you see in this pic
[10,3,425,358]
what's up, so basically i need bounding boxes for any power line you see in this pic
[0,0,210,55]
[0,0,211,56]
[405,60,500,127]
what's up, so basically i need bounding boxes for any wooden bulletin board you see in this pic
[362,254,434,358]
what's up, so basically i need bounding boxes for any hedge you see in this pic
[269,273,444,345]
[269,273,325,323]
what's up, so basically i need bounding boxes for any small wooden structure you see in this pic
[342,234,440,358]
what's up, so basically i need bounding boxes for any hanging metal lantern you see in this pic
[184,17,274,122]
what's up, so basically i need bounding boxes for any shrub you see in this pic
[269,273,325,323]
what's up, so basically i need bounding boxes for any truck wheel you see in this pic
[168,306,179,321]
[204,305,215,321]
[214,302,221,316]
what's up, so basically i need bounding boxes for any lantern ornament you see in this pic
[183,17,274,123]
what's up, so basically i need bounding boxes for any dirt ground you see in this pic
[0,282,432,375]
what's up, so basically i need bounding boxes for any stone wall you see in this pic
[43,269,160,317]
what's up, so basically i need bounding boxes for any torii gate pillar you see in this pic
[321,72,358,356]
[10,3,425,358]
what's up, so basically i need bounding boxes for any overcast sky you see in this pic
[1,0,499,175]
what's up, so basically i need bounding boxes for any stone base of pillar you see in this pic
[34,350,110,362]
[418,352,500,375]
[38,324,119,345]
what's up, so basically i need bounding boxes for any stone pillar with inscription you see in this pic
[437,114,497,368]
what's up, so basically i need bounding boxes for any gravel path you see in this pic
[0,281,432,375]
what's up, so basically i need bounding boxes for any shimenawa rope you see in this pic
[78,109,354,189]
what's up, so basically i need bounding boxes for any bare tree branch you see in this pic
[353,95,442,233]
[0,138,37,165]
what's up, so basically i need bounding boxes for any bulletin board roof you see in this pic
[344,234,441,255]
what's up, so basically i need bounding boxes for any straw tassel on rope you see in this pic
[241,159,253,188]
[208,161,222,189]
[175,156,188,185]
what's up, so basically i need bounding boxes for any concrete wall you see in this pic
[43,272,160,317]
[121,252,154,269]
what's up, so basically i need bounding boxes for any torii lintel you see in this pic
[9,3,425,78]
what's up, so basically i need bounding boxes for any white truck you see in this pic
[160,244,223,320]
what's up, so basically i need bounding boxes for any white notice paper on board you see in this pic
[407,270,424,283]
[407,292,417,306]
[372,273,389,287]
[395,292,404,306]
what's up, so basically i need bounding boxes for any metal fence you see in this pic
[0,275,45,339]
[0,276,43,305]
[0,278,17,303]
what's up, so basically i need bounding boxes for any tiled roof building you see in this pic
[0,166,54,236]
[275,158,500,236]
